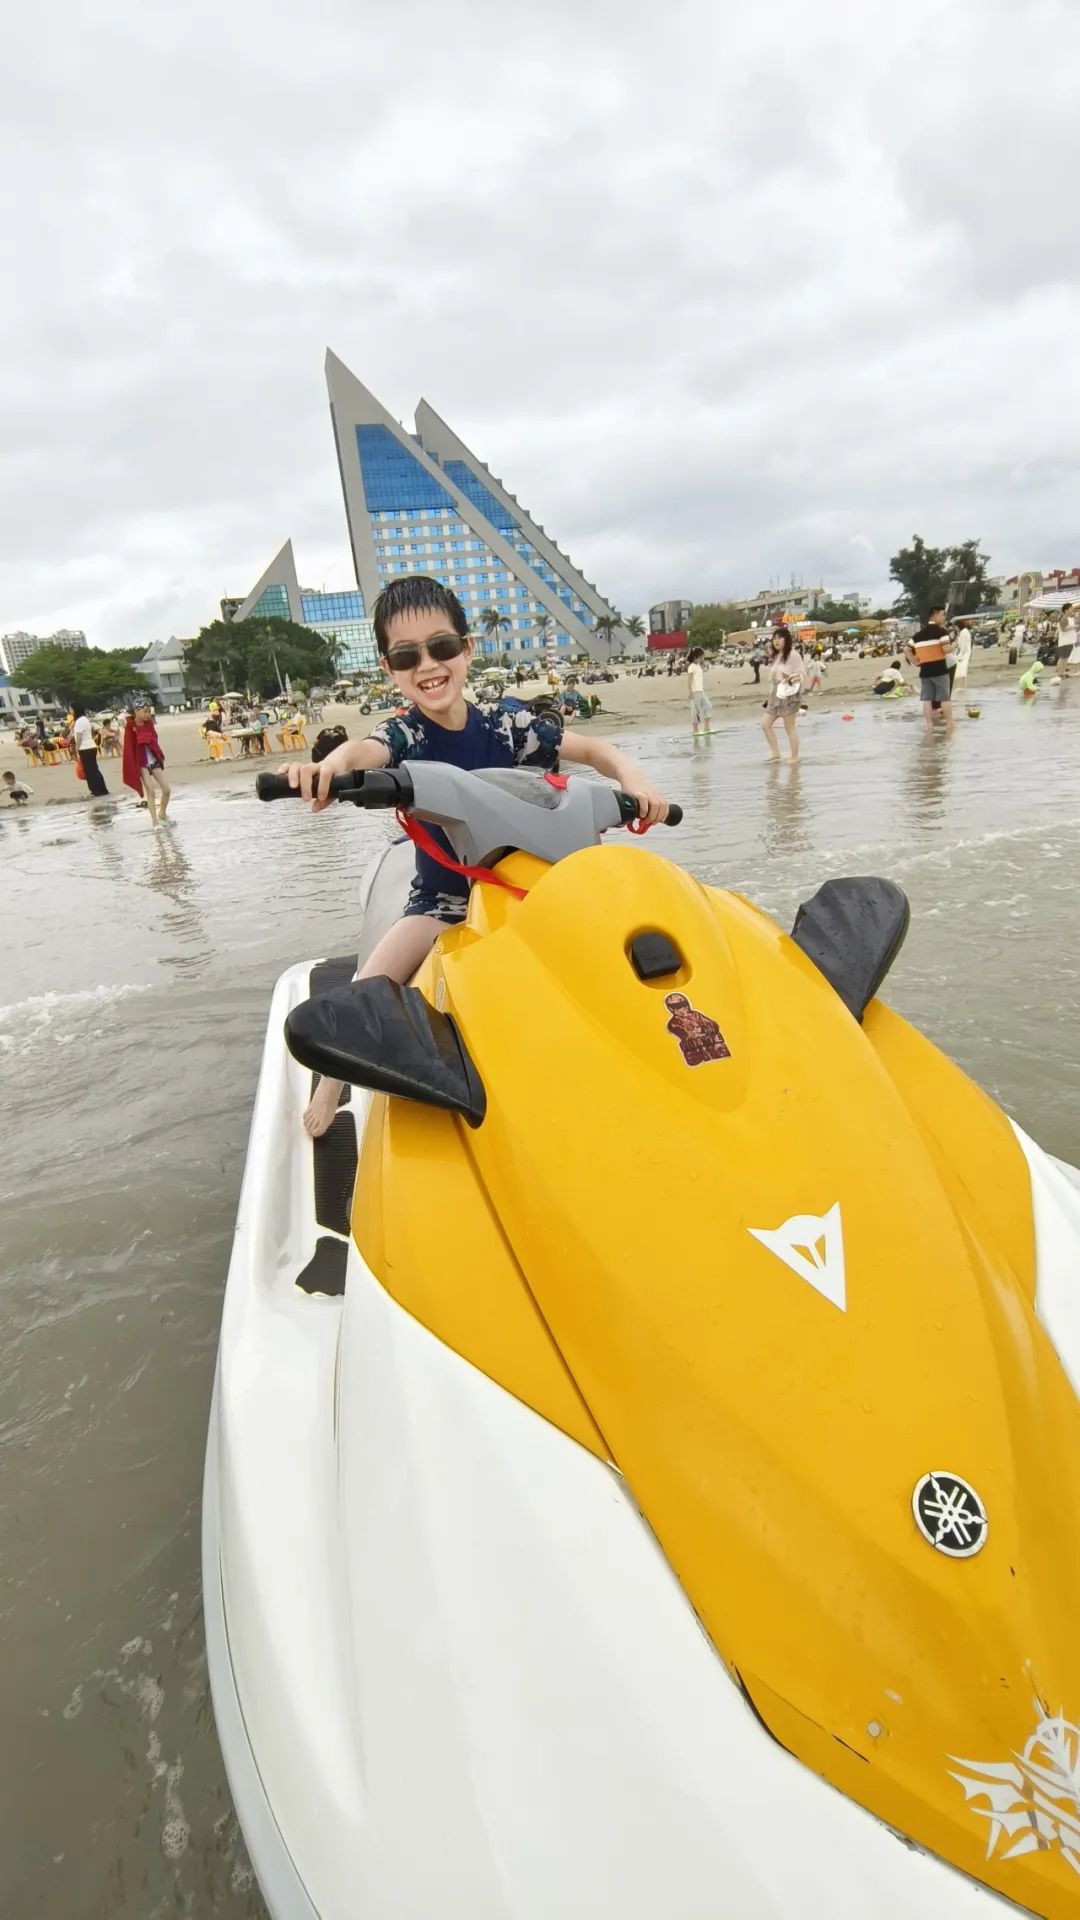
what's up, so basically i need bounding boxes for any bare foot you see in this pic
[303,1076,343,1138]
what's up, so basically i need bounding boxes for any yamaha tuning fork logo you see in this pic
[912,1472,988,1558]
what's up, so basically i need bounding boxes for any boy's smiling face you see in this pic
[382,605,473,720]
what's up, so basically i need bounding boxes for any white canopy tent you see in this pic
[1024,590,1076,611]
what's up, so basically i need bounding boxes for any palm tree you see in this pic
[593,613,618,656]
[481,606,511,656]
[624,614,645,643]
[534,613,554,650]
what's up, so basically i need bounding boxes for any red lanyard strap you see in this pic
[395,809,528,900]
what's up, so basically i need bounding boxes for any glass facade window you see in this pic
[442,459,516,534]
[248,583,291,620]
[306,614,378,675]
[301,589,365,622]
[357,425,455,513]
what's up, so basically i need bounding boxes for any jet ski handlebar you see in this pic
[257,768,415,807]
[256,767,682,827]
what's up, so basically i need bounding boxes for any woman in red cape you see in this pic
[123,705,171,824]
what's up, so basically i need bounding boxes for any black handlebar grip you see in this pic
[614,791,683,827]
[256,771,298,801]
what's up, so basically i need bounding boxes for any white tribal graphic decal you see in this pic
[951,1705,1080,1874]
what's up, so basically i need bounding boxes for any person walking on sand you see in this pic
[761,629,805,763]
[687,647,713,736]
[122,705,171,823]
[71,703,110,797]
[906,604,955,737]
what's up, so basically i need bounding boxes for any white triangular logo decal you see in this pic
[748,1202,846,1311]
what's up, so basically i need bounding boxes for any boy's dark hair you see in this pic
[2,769,14,781]
[929,604,946,620]
[890,658,901,669]
[373,575,468,657]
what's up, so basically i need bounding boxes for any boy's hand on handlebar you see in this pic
[621,775,669,826]
[283,739,355,810]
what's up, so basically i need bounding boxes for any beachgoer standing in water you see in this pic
[122,705,171,823]
[907,604,955,737]
[687,647,713,736]
[71,704,109,797]
[761,629,805,763]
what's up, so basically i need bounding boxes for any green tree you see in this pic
[184,618,335,698]
[480,607,511,653]
[889,536,995,622]
[812,599,864,625]
[593,613,618,654]
[624,614,645,642]
[688,603,748,650]
[17,644,150,707]
[534,614,554,649]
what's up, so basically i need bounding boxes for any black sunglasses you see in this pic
[384,633,468,673]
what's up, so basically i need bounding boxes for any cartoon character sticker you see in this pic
[664,992,730,1067]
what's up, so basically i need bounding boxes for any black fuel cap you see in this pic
[629,931,683,981]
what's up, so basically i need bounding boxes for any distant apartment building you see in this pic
[738,587,826,625]
[0,627,88,676]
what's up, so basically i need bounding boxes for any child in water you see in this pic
[288,575,673,1137]
[1018,660,1044,699]
[2,769,32,805]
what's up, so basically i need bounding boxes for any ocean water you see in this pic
[1,682,1079,1916]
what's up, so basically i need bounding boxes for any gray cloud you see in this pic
[2,0,1077,645]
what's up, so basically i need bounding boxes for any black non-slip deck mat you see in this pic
[295,1235,348,1297]
[308,957,357,1106]
[313,1110,357,1238]
[310,955,357,994]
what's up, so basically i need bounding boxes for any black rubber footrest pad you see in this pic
[310,956,358,994]
[296,1235,348,1297]
[313,1110,357,1237]
[308,958,357,1105]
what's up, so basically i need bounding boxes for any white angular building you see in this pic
[325,350,621,662]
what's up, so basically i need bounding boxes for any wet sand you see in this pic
[1,648,1023,806]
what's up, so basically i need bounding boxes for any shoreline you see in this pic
[0,649,1026,808]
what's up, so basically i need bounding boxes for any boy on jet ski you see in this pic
[287,574,672,1136]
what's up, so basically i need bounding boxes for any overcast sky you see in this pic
[3,0,1078,647]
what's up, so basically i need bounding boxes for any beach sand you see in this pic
[0,649,1020,807]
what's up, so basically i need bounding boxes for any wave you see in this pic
[0,982,151,1053]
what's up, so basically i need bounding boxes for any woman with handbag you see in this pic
[71,704,110,797]
[761,630,805,764]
